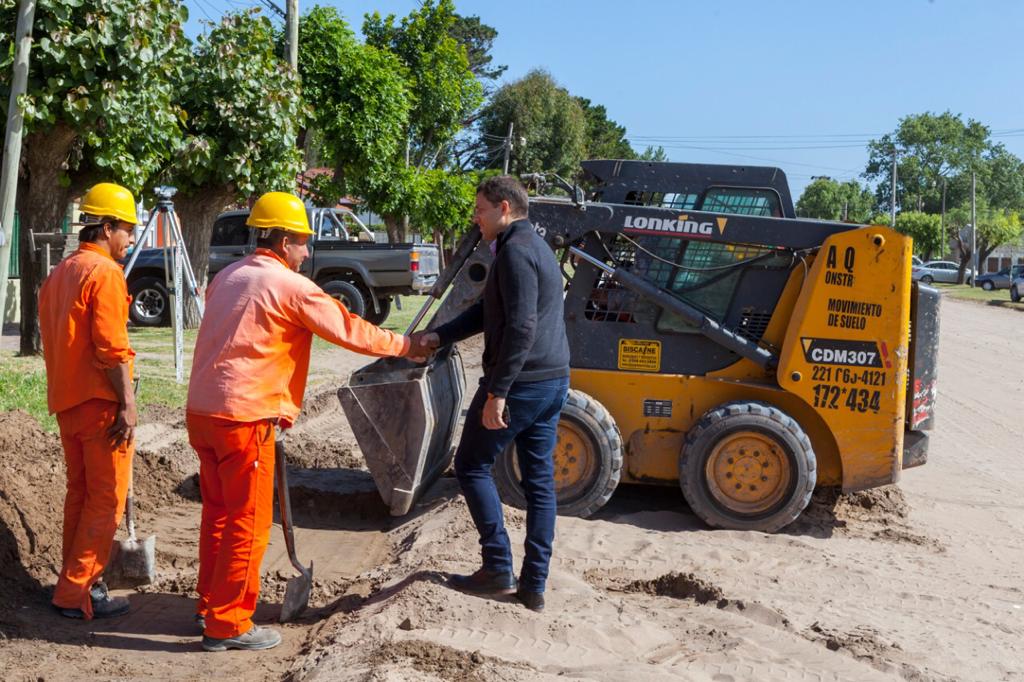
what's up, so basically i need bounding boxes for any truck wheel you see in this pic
[680,401,816,533]
[322,281,366,317]
[495,389,622,518]
[1012,285,1021,302]
[128,276,169,327]
[363,296,391,326]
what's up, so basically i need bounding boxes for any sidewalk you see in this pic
[2,323,19,352]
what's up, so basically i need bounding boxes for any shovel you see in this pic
[275,433,313,622]
[105,457,157,588]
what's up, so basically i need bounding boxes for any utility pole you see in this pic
[502,121,514,175]
[0,0,36,328]
[286,0,298,70]
[971,171,977,283]
[890,147,898,226]
[940,177,947,259]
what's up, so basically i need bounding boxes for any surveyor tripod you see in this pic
[123,187,204,383]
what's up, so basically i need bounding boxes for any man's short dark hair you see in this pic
[255,228,288,250]
[77,214,112,243]
[477,175,529,218]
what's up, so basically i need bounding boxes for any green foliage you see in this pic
[639,145,668,162]
[893,211,944,258]
[298,6,410,203]
[577,97,635,160]
[170,10,306,196]
[364,0,483,166]
[796,176,875,222]
[449,14,506,82]
[947,201,1022,260]
[410,168,476,237]
[0,0,190,192]
[478,69,587,176]
[0,354,54,432]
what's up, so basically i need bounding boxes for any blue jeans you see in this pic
[454,376,569,593]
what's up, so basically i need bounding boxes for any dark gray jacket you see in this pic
[435,219,570,397]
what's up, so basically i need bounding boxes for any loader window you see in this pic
[623,191,699,210]
[700,187,781,217]
[650,241,790,336]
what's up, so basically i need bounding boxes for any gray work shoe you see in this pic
[202,624,282,652]
[54,584,130,620]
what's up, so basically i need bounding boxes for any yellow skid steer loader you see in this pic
[340,160,939,532]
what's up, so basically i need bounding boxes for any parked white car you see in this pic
[911,260,973,285]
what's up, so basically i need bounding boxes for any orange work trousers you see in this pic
[52,398,133,619]
[187,412,276,639]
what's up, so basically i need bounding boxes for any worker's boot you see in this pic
[515,588,545,612]
[195,613,206,632]
[202,625,282,652]
[55,582,130,619]
[447,567,517,595]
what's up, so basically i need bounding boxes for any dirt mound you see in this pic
[132,440,200,511]
[365,639,512,681]
[284,432,364,470]
[0,410,67,603]
[791,485,941,548]
[617,571,725,605]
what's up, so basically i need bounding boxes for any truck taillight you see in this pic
[410,251,420,272]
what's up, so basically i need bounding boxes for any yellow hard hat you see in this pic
[79,182,138,224]
[246,191,313,235]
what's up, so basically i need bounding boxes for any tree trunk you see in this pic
[16,125,82,356]
[172,183,236,327]
[383,212,406,244]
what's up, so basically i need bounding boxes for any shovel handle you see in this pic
[274,434,308,577]
[124,375,140,542]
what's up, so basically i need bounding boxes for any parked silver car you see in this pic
[1011,265,1024,302]
[974,267,1014,291]
[911,260,973,285]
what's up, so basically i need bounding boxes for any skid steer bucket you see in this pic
[338,345,465,516]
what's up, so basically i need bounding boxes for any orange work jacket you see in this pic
[186,248,408,427]
[39,242,135,415]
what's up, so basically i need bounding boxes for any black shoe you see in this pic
[448,568,517,595]
[55,591,130,620]
[515,588,545,612]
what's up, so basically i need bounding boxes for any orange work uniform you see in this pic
[39,242,135,619]
[186,248,408,638]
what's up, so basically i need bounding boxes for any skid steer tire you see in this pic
[495,389,622,518]
[680,401,816,533]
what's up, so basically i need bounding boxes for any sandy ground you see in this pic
[1,297,1023,681]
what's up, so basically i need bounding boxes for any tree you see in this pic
[947,202,1022,281]
[796,177,875,222]
[864,112,989,215]
[448,14,505,84]
[363,0,483,242]
[165,10,306,323]
[477,69,587,177]
[639,145,668,162]
[0,0,189,354]
[577,97,635,161]
[298,6,410,220]
[894,211,944,261]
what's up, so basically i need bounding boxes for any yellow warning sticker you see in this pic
[618,338,662,372]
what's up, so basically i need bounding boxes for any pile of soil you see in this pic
[0,411,67,606]
[791,485,940,548]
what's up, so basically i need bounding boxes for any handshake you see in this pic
[403,331,441,363]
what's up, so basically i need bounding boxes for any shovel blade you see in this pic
[279,562,313,623]
[105,534,157,589]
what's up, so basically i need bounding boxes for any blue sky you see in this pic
[184,0,1024,199]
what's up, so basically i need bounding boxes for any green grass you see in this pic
[932,283,1024,310]
[1,297,435,433]
[0,353,55,431]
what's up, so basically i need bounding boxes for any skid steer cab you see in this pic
[340,160,939,533]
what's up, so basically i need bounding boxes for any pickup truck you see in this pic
[125,207,440,327]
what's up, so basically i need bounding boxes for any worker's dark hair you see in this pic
[477,175,529,218]
[77,214,113,243]
[255,228,288,250]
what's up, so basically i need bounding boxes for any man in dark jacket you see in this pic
[413,176,569,612]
